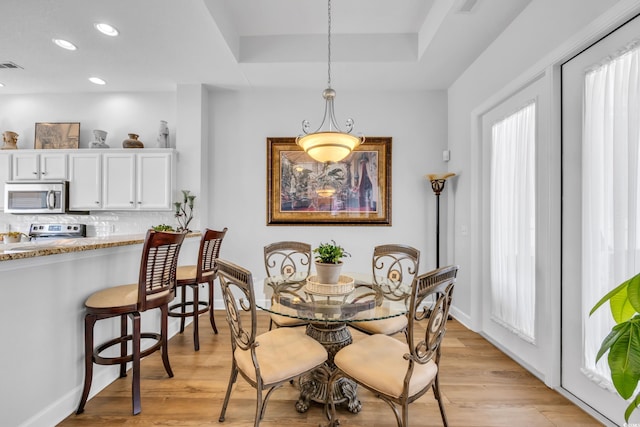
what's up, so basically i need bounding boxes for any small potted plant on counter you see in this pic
[0,231,28,243]
[313,240,350,284]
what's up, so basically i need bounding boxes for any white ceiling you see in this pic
[0,0,531,94]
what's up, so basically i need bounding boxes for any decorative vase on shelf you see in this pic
[157,120,169,148]
[122,133,144,148]
[314,261,343,284]
[89,129,109,149]
[1,131,19,150]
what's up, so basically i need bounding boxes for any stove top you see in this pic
[29,223,87,239]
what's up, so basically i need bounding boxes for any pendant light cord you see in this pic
[327,0,332,89]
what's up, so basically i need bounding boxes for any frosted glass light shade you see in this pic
[297,131,361,163]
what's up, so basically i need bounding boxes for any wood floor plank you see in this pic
[59,311,602,426]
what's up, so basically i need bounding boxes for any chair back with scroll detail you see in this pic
[263,241,312,279]
[263,241,311,329]
[217,259,328,426]
[329,265,458,427]
[350,244,420,337]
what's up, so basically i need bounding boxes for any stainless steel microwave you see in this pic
[4,181,69,214]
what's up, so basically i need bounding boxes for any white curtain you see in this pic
[583,43,640,384]
[490,101,537,342]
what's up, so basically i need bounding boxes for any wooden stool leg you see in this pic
[131,312,141,415]
[76,314,97,414]
[209,279,218,334]
[179,285,186,333]
[192,284,200,351]
[160,304,174,377]
[119,314,128,378]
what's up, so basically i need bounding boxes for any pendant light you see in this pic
[296,0,365,163]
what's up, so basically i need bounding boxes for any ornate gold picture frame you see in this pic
[267,136,391,226]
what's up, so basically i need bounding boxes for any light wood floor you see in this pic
[60,311,602,426]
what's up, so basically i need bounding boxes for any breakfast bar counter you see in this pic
[0,232,200,427]
[0,234,154,261]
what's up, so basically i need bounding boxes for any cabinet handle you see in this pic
[32,172,38,175]
[129,201,134,204]
[41,171,47,175]
[137,201,142,204]
[95,201,100,205]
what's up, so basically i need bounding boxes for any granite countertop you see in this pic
[0,232,200,262]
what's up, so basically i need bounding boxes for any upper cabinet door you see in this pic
[68,153,102,210]
[102,153,136,210]
[12,153,67,180]
[39,153,67,180]
[136,153,173,210]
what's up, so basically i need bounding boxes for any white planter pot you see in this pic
[315,261,343,284]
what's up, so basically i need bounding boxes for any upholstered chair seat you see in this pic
[334,334,437,398]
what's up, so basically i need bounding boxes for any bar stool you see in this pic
[169,227,227,351]
[76,230,186,415]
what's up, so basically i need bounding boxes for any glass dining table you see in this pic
[259,271,412,414]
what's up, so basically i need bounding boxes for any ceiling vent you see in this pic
[0,61,23,69]
[457,0,479,14]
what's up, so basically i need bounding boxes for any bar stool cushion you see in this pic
[176,265,214,282]
[234,327,327,385]
[334,333,437,399]
[85,284,171,309]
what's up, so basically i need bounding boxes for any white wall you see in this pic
[209,88,448,282]
[447,0,621,325]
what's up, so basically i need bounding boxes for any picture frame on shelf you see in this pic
[267,136,392,226]
[34,122,80,149]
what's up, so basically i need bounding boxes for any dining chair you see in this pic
[350,244,420,337]
[263,241,311,329]
[216,259,328,426]
[76,230,186,415]
[169,227,227,351]
[327,265,459,427]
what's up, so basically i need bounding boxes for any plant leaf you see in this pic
[609,320,640,399]
[625,392,640,422]
[596,324,627,362]
[590,277,633,316]
[611,285,636,324]
[627,273,640,314]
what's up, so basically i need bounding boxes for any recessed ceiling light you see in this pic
[0,82,4,87]
[89,77,106,85]
[52,38,77,51]
[94,23,119,37]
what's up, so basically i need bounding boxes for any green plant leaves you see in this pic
[591,272,640,421]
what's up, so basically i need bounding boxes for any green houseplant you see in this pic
[590,272,640,422]
[313,240,350,284]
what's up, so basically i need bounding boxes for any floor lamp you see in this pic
[426,173,455,268]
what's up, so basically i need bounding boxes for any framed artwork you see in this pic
[34,122,80,149]
[267,136,392,226]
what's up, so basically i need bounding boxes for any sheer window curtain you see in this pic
[583,43,640,385]
[490,101,536,341]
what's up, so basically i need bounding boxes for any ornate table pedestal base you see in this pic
[295,322,362,414]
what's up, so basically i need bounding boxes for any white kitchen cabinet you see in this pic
[0,152,11,209]
[136,153,173,210]
[102,151,173,211]
[68,153,102,210]
[102,153,136,210]
[12,152,67,181]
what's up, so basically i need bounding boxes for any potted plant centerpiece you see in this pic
[313,240,350,284]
